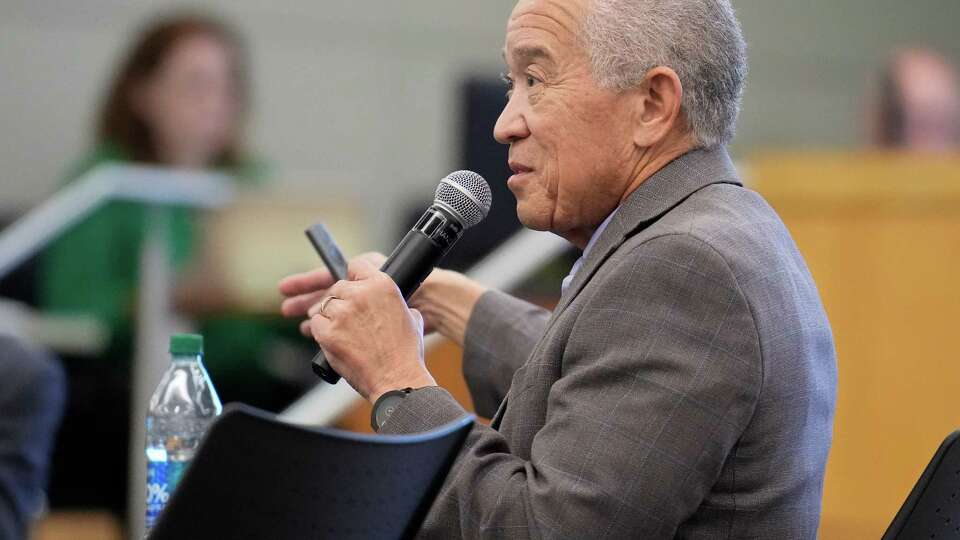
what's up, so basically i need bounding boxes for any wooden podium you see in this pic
[747,151,960,538]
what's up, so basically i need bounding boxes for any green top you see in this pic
[40,141,261,359]
[40,142,310,406]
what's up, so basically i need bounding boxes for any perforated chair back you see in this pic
[148,403,474,540]
[883,430,960,539]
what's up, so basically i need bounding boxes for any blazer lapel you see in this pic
[491,147,742,430]
[552,146,743,317]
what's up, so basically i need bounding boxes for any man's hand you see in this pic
[279,252,488,348]
[280,252,387,337]
[408,269,488,347]
[301,258,436,402]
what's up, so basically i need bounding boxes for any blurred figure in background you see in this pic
[0,336,65,540]
[42,13,255,355]
[39,13,306,520]
[871,47,960,150]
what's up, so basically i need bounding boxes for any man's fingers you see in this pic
[305,280,358,317]
[279,252,385,297]
[347,257,381,281]
[358,251,388,268]
[309,314,334,348]
[283,278,358,318]
[307,294,350,319]
[281,291,328,317]
[308,315,346,371]
[278,268,335,296]
[299,319,312,338]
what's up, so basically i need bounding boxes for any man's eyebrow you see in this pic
[502,45,553,64]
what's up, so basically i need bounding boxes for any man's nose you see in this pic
[493,95,530,144]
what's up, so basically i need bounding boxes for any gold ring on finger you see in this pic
[318,295,341,319]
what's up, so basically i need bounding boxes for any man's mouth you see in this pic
[508,161,534,176]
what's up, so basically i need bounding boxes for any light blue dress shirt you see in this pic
[560,208,619,295]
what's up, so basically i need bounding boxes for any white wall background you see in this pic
[2,0,959,247]
[0,1,517,247]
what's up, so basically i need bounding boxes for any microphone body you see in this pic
[382,204,464,298]
[311,205,467,383]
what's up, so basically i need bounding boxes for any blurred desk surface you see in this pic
[748,151,960,539]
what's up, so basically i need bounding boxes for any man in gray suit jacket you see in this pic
[280,0,837,537]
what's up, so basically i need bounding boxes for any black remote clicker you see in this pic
[305,223,348,282]
[304,223,350,382]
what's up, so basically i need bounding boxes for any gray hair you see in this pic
[581,0,748,148]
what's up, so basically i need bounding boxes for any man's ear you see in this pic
[630,66,685,148]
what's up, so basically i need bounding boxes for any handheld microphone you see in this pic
[312,170,492,384]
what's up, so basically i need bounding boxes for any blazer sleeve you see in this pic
[461,290,552,418]
[380,234,763,539]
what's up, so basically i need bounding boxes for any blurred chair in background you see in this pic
[0,335,65,540]
[871,47,960,151]
[35,12,308,523]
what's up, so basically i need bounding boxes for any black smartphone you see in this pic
[305,223,348,282]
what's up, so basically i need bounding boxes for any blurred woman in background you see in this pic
[40,13,305,521]
[43,14,255,347]
[97,16,248,171]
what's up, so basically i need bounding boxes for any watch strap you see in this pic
[371,387,414,431]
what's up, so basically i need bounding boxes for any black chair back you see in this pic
[148,403,474,540]
[883,430,960,539]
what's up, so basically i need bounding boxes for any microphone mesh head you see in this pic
[434,170,492,228]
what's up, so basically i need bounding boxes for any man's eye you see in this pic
[526,75,539,87]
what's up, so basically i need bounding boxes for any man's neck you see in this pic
[563,133,696,250]
[621,133,696,205]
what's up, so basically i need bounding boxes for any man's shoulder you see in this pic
[620,183,797,280]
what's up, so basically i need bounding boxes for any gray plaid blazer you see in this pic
[381,147,837,539]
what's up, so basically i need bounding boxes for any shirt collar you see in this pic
[560,207,619,295]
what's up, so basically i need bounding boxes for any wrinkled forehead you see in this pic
[503,0,588,62]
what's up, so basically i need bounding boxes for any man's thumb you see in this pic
[347,257,379,281]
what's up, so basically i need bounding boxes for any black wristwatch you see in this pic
[371,387,414,431]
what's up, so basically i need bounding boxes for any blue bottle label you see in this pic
[145,460,170,529]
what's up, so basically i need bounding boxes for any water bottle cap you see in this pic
[169,333,204,356]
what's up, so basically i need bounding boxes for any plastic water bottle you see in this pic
[144,333,222,535]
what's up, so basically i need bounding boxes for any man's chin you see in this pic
[516,209,552,232]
